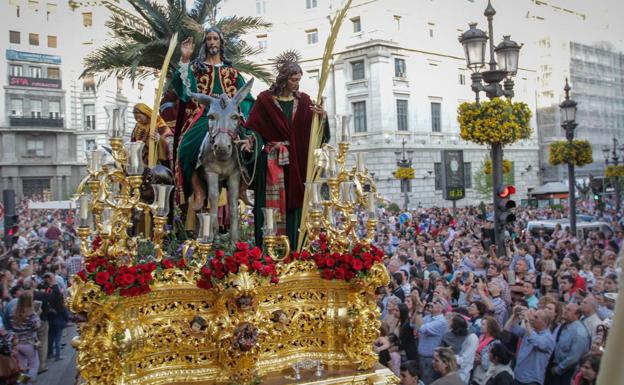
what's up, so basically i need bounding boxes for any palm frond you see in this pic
[216,16,271,36]
[230,59,274,85]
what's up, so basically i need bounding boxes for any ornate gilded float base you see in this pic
[133,366,398,385]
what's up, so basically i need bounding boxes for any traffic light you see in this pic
[497,185,517,226]
[3,214,18,247]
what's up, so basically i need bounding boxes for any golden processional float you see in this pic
[68,4,395,383]
[69,129,394,385]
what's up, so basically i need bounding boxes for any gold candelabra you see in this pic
[305,142,378,253]
[74,137,174,264]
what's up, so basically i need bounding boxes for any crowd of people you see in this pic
[0,192,621,385]
[0,196,78,385]
[373,204,620,385]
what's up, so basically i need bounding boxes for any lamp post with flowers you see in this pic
[458,0,523,256]
[559,79,578,235]
[602,137,624,212]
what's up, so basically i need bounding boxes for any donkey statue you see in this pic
[190,78,254,242]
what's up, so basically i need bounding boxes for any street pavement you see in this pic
[35,325,78,385]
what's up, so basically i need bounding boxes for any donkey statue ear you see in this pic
[191,92,219,107]
[232,78,254,107]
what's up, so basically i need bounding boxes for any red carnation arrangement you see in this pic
[284,233,383,282]
[196,242,279,290]
[76,257,177,297]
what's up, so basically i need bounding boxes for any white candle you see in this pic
[340,182,353,202]
[328,150,336,177]
[130,148,140,170]
[356,153,365,172]
[79,195,89,221]
[90,150,102,172]
[157,185,167,211]
[368,193,376,217]
[311,183,320,204]
[201,214,211,238]
[341,116,350,142]
[265,209,274,230]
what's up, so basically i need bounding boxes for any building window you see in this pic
[396,100,408,131]
[394,15,401,30]
[255,0,266,14]
[48,100,60,119]
[306,29,318,44]
[10,64,23,77]
[352,17,361,33]
[400,179,412,193]
[434,163,441,190]
[84,104,95,130]
[9,30,20,44]
[352,101,367,133]
[257,34,267,49]
[431,102,441,132]
[116,77,123,93]
[29,33,39,46]
[308,69,319,85]
[428,22,435,38]
[26,140,45,156]
[306,0,317,8]
[464,162,472,188]
[29,66,42,78]
[22,178,50,197]
[10,99,23,116]
[82,12,92,27]
[47,35,57,48]
[458,68,466,85]
[30,100,42,118]
[46,2,56,20]
[394,58,406,78]
[85,139,96,151]
[47,67,60,79]
[83,73,95,92]
[351,60,365,80]
[28,0,38,11]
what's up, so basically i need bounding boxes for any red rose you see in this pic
[140,285,151,295]
[345,270,356,281]
[161,259,174,269]
[137,274,146,285]
[176,258,187,268]
[353,244,362,253]
[76,270,88,281]
[121,273,136,286]
[252,261,263,271]
[215,249,225,258]
[270,275,279,284]
[334,267,346,280]
[290,251,300,261]
[92,236,102,251]
[103,282,115,295]
[86,262,97,273]
[197,279,212,289]
[128,266,138,274]
[261,265,273,277]
[226,262,238,274]
[320,242,327,252]
[322,268,334,280]
[95,271,110,285]
[249,247,262,260]
[128,286,140,296]
[325,257,336,267]
[114,274,124,286]
[214,269,225,279]
[319,233,327,242]
[201,267,212,276]
[119,288,128,297]
[235,242,249,251]
[364,260,373,270]
[351,259,364,272]
[314,255,325,268]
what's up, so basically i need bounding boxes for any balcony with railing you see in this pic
[10,116,64,128]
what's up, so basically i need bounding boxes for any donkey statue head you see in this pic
[191,78,254,162]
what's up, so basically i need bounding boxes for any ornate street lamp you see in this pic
[603,137,623,211]
[397,138,412,211]
[458,0,522,256]
[559,79,578,235]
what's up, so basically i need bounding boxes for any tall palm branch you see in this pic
[82,0,273,84]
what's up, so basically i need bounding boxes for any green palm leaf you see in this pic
[82,0,273,84]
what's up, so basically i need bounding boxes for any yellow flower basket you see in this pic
[549,140,593,167]
[395,167,415,179]
[458,97,532,145]
[605,164,624,178]
[484,159,512,175]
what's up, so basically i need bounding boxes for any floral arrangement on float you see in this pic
[549,140,593,167]
[458,97,532,145]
